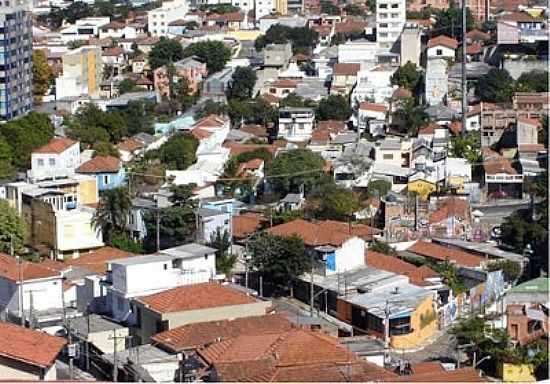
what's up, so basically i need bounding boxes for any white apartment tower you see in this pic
[376,0,406,51]
[148,0,188,37]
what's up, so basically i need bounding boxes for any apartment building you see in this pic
[376,0,406,51]
[55,46,102,99]
[0,2,33,121]
[147,0,188,37]
[277,107,315,142]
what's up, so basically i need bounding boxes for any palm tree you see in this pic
[392,97,428,136]
[92,187,132,242]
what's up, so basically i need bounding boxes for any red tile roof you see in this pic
[316,119,346,132]
[466,42,483,55]
[333,63,361,76]
[232,212,265,239]
[313,24,333,37]
[418,121,439,135]
[482,148,517,175]
[365,250,438,286]
[411,361,445,375]
[359,102,387,112]
[103,46,124,57]
[151,314,292,352]
[429,197,470,224]
[237,158,264,176]
[0,322,66,368]
[427,35,459,49]
[33,137,77,154]
[398,367,486,382]
[0,253,61,282]
[194,114,229,130]
[407,241,484,268]
[466,29,491,41]
[136,283,259,314]
[498,11,544,22]
[61,246,134,275]
[334,20,368,34]
[77,155,121,173]
[261,93,280,104]
[514,92,549,104]
[117,138,144,153]
[271,79,298,88]
[517,116,541,126]
[223,142,278,157]
[191,127,213,140]
[206,11,244,22]
[267,219,380,247]
[240,124,268,138]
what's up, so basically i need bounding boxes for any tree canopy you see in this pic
[32,50,53,104]
[67,104,127,145]
[247,232,308,293]
[183,41,231,73]
[148,37,185,70]
[307,183,361,221]
[392,97,428,135]
[209,228,236,276]
[316,94,352,121]
[92,187,132,243]
[450,132,481,164]
[255,25,319,54]
[267,149,326,194]
[227,67,257,100]
[434,5,474,37]
[366,179,392,198]
[515,70,549,93]
[156,133,198,170]
[391,62,422,91]
[477,68,515,103]
[0,200,26,254]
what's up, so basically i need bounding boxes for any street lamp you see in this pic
[474,355,491,368]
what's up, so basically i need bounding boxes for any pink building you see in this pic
[154,57,208,98]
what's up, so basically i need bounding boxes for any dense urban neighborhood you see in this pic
[0,0,547,381]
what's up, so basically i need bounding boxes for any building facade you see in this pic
[0,3,33,121]
[56,46,102,99]
[376,0,406,50]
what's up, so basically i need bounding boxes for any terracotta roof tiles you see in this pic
[482,148,517,175]
[117,138,144,153]
[429,197,470,224]
[427,35,459,49]
[76,155,121,173]
[407,241,484,268]
[232,212,265,239]
[0,253,61,282]
[333,63,361,76]
[359,102,387,112]
[136,283,259,314]
[33,137,77,154]
[0,322,66,368]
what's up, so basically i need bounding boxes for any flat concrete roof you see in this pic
[432,238,526,263]
[70,314,127,336]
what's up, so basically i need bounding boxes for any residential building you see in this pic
[352,65,396,105]
[376,0,406,50]
[496,12,548,45]
[400,23,422,66]
[337,39,377,65]
[425,58,448,106]
[131,282,272,343]
[68,314,129,355]
[357,102,387,131]
[202,67,234,102]
[428,196,471,238]
[506,303,548,346]
[426,35,458,59]
[0,3,33,121]
[0,322,65,380]
[76,155,126,191]
[268,219,380,275]
[407,0,448,11]
[148,0,188,37]
[197,207,231,243]
[154,57,208,97]
[262,43,292,69]
[404,240,486,268]
[28,137,80,182]
[331,63,360,95]
[504,277,549,307]
[55,46,102,99]
[516,117,539,146]
[513,92,549,112]
[277,107,315,142]
[482,148,523,200]
[107,243,217,322]
[232,212,265,241]
[0,253,64,325]
[59,17,110,43]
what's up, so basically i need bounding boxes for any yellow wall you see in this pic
[78,178,99,205]
[87,49,97,95]
[226,30,263,41]
[447,175,466,192]
[500,363,536,382]
[391,295,438,349]
[275,0,288,15]
[408,180,436,200]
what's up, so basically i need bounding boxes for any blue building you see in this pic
[76,155,126,191]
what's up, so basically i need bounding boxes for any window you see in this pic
[163,263,168,270]
[436,49,443,55]
[379,3,387,8]
[37,158,44,166]
[391,3,398,7]
[383,154,393,160]
[103,175,110,184]
[49,158,55,166]
[380,23,388,28]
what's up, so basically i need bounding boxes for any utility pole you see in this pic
[310,252,314,316]
[384,300,390,366]
[461,0,468,136]
[156,208,160,252]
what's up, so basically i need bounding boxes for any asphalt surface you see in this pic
[389,331,460,364]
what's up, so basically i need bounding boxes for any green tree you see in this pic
[92,141,120,158]
[0,200,26,254]
[225,148,273,176]
[391,62,422,91]
[247,232,308,293]
[183,41,231,73]
[267,149,326,194]
[173,77,197,111]
[209,228,236,276]
[366,179,392,198]
[157,133,198,170]
[540,115,548,145]
[0,137,14,180]
[450,132,481,164]
[487,260,521,283]
[313,185,360,220]
[434,260,467,294]
[515,70,549,93]
[343,3,364,16]
[148,37,185,70]
[227,67,257,100]
[92,188,132,243]
[194,100,229,120]
[32,50,53,104]
[280,93,316,108]
[67,104,127,145]
[0,112,55,170]
[316,94,352,121]
[143,184,197,251]
[477,68,515,103]
[123,100,155,136]
[199,3,238,13]
[117,78,138,95]
[434,5,474,37]
[392,97,428,135]
[369,241,397,255]
[110,232,144,253]
[320,0,340,14]
[255,25,319,54]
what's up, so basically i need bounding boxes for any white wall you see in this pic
[55,209,104,253]
[0,277,63,315]
[334,237,365,274]
[427,45,455,59]
[148,0,188,37]
[30,143,80,181]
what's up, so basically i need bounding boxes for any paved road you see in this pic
[474,199,531,226]
[389,331,459,364]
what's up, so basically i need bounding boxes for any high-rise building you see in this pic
[0,1,33,121]
[376,0,406,51]
[147,0,188,37]
[55,46,102,100]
